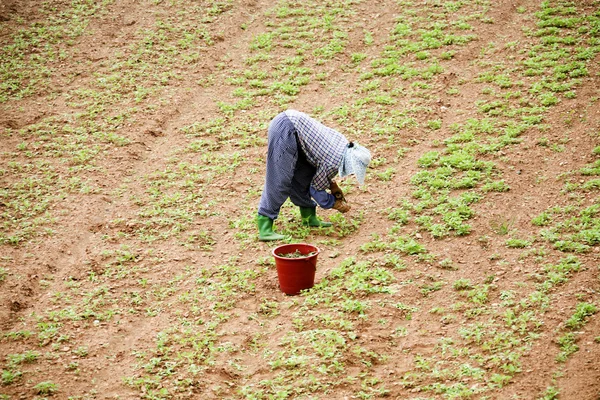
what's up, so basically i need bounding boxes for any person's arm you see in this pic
[330,181,345,202]
[329,181,351,213]
[310,186,335,209]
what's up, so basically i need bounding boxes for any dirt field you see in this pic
[1,0,599,399]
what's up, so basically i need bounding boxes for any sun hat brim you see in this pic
[339,142,371,185]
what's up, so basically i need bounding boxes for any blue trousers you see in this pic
[258,112,316,220]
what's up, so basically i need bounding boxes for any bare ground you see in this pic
[1,0,600,399]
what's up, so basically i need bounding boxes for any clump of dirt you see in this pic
[276,250,318,258]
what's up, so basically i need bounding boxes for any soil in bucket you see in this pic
[272,243,320,295]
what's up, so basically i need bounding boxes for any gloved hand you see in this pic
[333,199,351,213]
[330,181,345,202]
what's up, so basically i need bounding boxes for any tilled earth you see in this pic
[1,0,599,399]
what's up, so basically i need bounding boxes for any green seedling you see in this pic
[34,381,60,395]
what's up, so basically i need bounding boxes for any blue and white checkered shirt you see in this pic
[284,110,348,191]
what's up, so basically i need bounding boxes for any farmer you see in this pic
[257,109,371,241]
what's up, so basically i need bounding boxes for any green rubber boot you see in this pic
[257,214,286,241]
[299,207,332,228]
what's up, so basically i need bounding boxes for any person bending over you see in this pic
[257,109,371,241]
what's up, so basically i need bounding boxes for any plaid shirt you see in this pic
[284,110,348,190]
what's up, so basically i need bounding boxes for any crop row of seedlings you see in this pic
[0,4,239,391]
[0,0,113,246]
[121,256,404,398]
[90,0,404,397]
[116,0,394,398]
[116,0,600,399]
[185,0,512,398]
[222,0,358,111]
[0,0,233,246]
[0,0,112,103]
[101,0,362,248]
[0,0,371,396]
[0,1,253,397]
[1,1,598,399]
[350,1,600,398]
[531,148,600,396]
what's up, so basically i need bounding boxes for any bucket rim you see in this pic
[272,243,320,259]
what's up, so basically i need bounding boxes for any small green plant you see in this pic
[387,207,410,224]
[532,211,552,226]
[258,300,280,317]
[556,332,578,362]
[7,350,40,366]
[2,368,23,385]
[540,386,560,400]
[505,238,532,248]
[351,53,367,63]
[73,346,89,357]
[34,381,59,395]
[490,217,514,235]
[394,303,418,320]
[565,302,597,330]
[67,361,80,371]
[415,51,429,60]
[440,51,456,60]
[438,258,457,270]
[482,180,510,192]
[382,254,407,271]
[453,279,473,291]
[421,281,444,296]
[427,119,442,130]
[376,168,395,181]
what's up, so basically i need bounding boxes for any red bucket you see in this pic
[272,243,320,295]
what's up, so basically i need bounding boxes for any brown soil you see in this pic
[1,0,599,399]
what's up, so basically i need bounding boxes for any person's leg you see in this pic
[290,148,332,228]
[289,147,316,208]
[257,113,299,240]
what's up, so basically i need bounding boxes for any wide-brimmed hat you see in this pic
[339,142,371,185]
